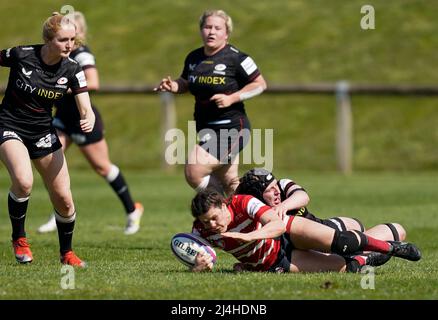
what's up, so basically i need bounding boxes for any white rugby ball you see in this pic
[170,233,217,267]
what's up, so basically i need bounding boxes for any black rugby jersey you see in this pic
[54,45,96,123]
[278,179,311,217]
[180,44,260,127]
[0,44,88,134]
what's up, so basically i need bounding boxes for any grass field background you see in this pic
[0,169,437,299]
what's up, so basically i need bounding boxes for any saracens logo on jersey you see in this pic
[57,77,68,85]
[56,77,68,89]
[213,64,227,75]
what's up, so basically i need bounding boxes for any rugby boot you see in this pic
[37,214,57,233]
[61,251,87,268]
[365,252,392,267]
[124,202,144,235]
[388,241,421,261]
[12,237,33,263]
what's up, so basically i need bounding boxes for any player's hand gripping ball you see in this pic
[170,233,217,267]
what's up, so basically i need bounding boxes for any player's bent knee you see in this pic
[185,167,208,190]
[13,178,33,196]
[331,230,362,255]
[95,164,111,177]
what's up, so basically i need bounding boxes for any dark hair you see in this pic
[235,168,275,201]
[191,189,225,218]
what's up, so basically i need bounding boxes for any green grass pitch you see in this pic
[0,169,437,299]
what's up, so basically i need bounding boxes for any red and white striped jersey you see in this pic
[192,194,281,271]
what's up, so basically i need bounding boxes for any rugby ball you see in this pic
[170,233,217,268]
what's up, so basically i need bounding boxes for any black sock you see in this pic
[8,192,29,240]
[107,166,135,214]
[55,210,76,255]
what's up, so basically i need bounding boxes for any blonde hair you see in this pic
[42,12,80,45]
[199,10,233,35]
[73,11,87,43]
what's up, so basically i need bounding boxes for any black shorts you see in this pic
[0,127,62,159]
[53,106,104,146]
[296,212,348,232]
[268,234,294,273]
[197,116,250,163]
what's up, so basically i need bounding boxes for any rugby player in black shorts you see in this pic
[155,9,267,196]
[37,12,144,236]
[0,12,95,267]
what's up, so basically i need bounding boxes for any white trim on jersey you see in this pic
[242,240,276,267]
[246,198,266,219]
[74,51,96,68]
[68,57,78,64]
[279,178,302,197]
[278,178,293,191]
[236,239,266,259]
[227,240,257,254]
[228,218,253,233]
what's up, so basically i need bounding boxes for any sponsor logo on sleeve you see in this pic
[75,71,87,88]
[241,57,257,75]
[247,198,265,217]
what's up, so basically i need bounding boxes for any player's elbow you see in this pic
[259,77,267,91]
[302,193,310,206]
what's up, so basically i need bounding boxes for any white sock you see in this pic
[195,175,210,192]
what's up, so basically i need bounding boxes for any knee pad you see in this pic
[384,223,400,241]
[331,230,363,254]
